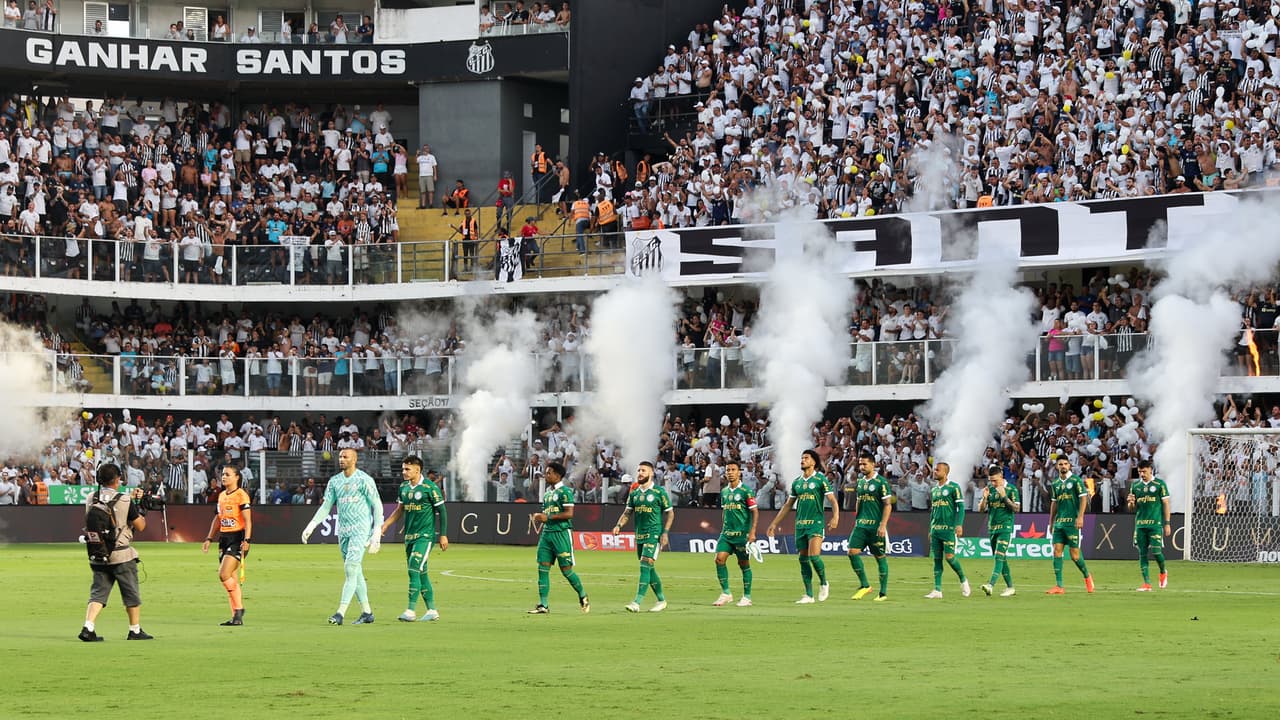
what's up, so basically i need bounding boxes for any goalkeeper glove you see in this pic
[368,536,381,554]
[301,523,316,544]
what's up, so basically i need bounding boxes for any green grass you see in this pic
[2,544,1277,719]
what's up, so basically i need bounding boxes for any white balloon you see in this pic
[1104,417,1115,427]
[1102,396,1111,406]
[1021,403,1031,411]
[1217,86,1226,98]
[1032,403,1046,414]
[1119,281,1130,289]
[720,415,731,427]
[1126,397,1136,408]
[123,409,131,421]
[1059,390,1070,405]
[1099,452,1108,461]
[1103,405,1118,417]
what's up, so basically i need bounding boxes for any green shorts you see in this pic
[848,526,886,557]
[1133,526,1165,551]
[930,531,956,557]
[989,532,1012,557]
[405,537,434,572]
[1052,526,1081,549]
[537,529,575,567]
[795,529,824,551]
[637,539,661,563]
[716,535,749,556]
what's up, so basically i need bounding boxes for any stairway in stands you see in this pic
[65,340,113,394]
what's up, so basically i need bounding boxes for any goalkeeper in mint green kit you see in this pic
[302,448,384,625]
[1126,460,1171,591]
[924,462,970,599]
[978,464,1018,597]
[380,455,448,622]
[613,460,674,613]
[528,462,589,614]
[1046,457,1094,594]
[766,449,839,604]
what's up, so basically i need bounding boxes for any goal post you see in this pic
[1185,428,1280,562]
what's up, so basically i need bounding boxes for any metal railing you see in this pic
[36,331,1280,398]
[0,232,632,287]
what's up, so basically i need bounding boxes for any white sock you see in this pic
[337,602,351,616]
[84,621,95,632]
[128,624,140,633]
[361,601,372,614]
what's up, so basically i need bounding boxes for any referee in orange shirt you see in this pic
[202,466,253,626]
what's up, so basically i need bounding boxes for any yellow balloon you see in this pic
[802,19,811,28]
[1093,400,1104,409]
[323,450,332,461]
[1122,49,1132,60]
[841,211,853,218]
[1225,119,1235,130]
[81,411,91,420]
[1063,101,1073,112]
[855,55,865,64]
[1092,412,1105,421]
[1105,71,1115,79]
[865,209,876,216]
[1121,144,1130,155]
[85,448,94,458]
[876,153,885,164]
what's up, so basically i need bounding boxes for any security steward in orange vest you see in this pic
[453,208,478,273]
[571,192,592,254]
[594,192,619,249]
[530,145,549,201]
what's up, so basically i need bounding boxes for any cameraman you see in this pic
[79,463,154,642]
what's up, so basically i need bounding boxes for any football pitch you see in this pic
[2,543,1276,720]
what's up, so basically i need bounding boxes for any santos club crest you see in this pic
[466,41,495,75]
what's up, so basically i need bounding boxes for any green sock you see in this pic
[947,557,966,582]
[537,565,550,605]
[1154,552,1166,574]
[933,555,944,591]
[635,564,652,603]
[811,556,827,585]
[564,568,585,599]
[407,570,421,611]
[876,556,889,595]
[1074,556,1090,578]
[799,556,814,596]
[989,556,1005,587]
[1053,556,1064,586]
[1139,549,1151,583]
[849,554,869,587]
[716,564,730,593]
[649,568,665,602]
[1002,561,1013,588]
[421,571,435,611]
[741,564,752,597]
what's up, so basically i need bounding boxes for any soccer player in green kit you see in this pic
[613,461,674,613]
[924,462,970,599]
[1126,460,1171,591]
[301,448,384,625]
[978,464,1018,597]
[380,455,448,622]
[1046,456,1095,594]
[529,462,589,614]
[767,449,839,604]
[846,452,892,602]
[712,459,757,607]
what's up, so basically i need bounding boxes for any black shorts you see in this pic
[89,559,141,607]
[219,530,248,560]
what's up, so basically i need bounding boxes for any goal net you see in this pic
[1185,429,1280,562]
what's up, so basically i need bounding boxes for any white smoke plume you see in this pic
[750,220,854,483]
[578,278,679,474]
[0,323,77,460]
[921,251,1038,488]
[1129,202,1280,512]
[902,130,958,214]
[451,306,542,501]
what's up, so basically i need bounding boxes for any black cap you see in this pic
[987,465,1003,476]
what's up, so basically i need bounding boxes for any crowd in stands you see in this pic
[600,0,1280,231]
[2,6,377,44]
[479,2,571,34]
[0,94,414,285]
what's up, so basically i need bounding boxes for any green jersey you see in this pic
[540,483,575,533]
[720,483,756,539]
[854,474,893,528]
[1051,474,1088,529]
[324,469,382,539]
[397,479,446,542]
[789,472,833,530]
[626,484,672,541]
[985,483,1019,534]
[929,481,965,532]
[1131,477,1170,527]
